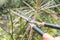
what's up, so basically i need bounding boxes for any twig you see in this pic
[23,1,36,12]
[9,11,14,40]
[41,4,60,10]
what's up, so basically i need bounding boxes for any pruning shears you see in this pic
[10,9,60,29]
[10,10,60,40]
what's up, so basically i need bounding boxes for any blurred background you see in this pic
[0,0,60,40]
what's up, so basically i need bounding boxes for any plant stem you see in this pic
[9,11,14,40]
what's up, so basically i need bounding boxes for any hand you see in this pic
[42,33,54,40]
[55,36,60,40]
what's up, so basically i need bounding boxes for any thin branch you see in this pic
[9,12,14,40]
[0,23,11,36]
[41,0,47,6]
[23,1,36,12]
[28,26,33,40]
[41,1,53,8]
[43,4,60,10]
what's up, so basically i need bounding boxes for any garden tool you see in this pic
[10,9,60,40]
[10,10,60,30]
[29,23,54,40]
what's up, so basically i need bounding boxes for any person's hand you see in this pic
[42,33,54,40]
[43,33,60,40]
[55,36,60,40]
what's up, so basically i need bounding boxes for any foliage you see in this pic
[0,0,60,40]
